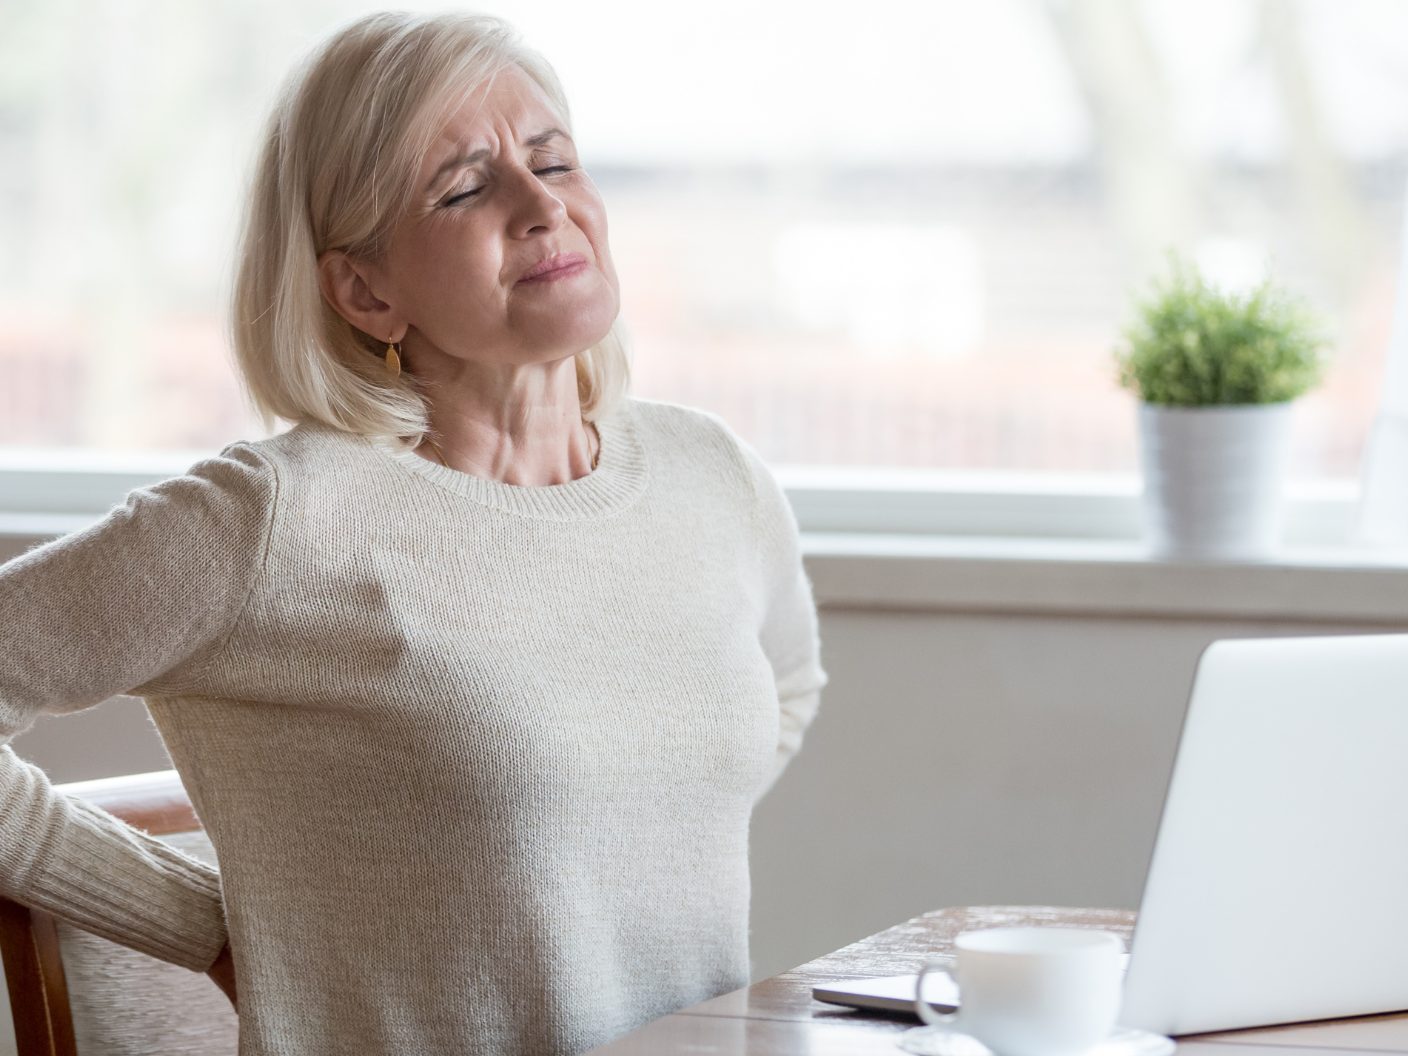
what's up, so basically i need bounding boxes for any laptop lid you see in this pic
[1120,633,1408,1036]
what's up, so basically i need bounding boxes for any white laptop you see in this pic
[814,633,1408,1035]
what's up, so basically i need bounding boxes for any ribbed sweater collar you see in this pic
[360,407,649,521]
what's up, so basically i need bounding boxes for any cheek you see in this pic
[402,228,503,304]
[577,198,617,283]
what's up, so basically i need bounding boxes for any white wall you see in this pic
[747,605,1390,979]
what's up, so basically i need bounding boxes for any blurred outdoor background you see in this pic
[2,0,1405,480]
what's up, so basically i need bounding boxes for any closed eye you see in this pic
[443,166,577,207]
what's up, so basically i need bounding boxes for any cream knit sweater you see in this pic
[0,396,827,1055]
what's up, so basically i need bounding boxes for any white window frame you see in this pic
[0,450,1363,549]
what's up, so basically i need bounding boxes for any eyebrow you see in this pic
[424,128,570,193]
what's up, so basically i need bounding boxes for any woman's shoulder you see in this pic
[143,421,377,541]
[210,419,390,495]
[621,395,771,505]
[221,418,358,466]
[624,395,751,459]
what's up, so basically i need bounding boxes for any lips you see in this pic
[517,252,588,284]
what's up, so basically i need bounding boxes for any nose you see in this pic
[506,166,567,239]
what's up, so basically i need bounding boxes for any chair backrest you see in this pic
[0,770,237,1056]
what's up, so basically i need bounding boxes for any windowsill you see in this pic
[803,531,1408,566]
[801,533,1408,624]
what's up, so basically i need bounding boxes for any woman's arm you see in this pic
[735,440,829,799]
[0,442,277,971]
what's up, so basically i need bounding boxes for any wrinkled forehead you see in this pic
[423,64,567,158]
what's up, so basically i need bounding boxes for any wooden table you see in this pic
[588,906,1408,1054]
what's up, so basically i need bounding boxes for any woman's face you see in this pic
[369,64,620,368]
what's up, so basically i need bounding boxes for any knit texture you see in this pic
[0,396,827,1055]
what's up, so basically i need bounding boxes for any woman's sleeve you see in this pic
[736,441,828,799]
[0,442,277,971]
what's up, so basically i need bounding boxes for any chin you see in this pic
[549,301,620,355]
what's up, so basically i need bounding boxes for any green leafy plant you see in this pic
[1115,258,1328,406]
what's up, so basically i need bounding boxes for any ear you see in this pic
[316,250,408,343]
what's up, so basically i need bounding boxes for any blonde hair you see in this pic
[229,11,630,442]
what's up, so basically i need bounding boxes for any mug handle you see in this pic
[914,957,961,1028]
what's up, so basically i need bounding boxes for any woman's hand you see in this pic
[207,941,238,1010]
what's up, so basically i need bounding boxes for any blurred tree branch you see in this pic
[1047,0,1370,317]
[1260,0,1369,313]
[1044,0,1202,282]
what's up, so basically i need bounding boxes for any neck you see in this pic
[401,345,601,485]
[415,405,599,486]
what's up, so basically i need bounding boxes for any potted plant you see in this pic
[1115,259,1328,560]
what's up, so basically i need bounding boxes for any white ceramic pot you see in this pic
[1137,402,1294,561]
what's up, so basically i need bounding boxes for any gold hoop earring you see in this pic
[384,341,402,377]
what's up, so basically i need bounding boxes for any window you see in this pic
[3,0,1403,498]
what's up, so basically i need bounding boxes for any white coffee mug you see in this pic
[913,927,1124,1056]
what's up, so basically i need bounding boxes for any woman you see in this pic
[0,10,826,1056]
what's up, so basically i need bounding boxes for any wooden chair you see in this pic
[0,770,237,1056]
